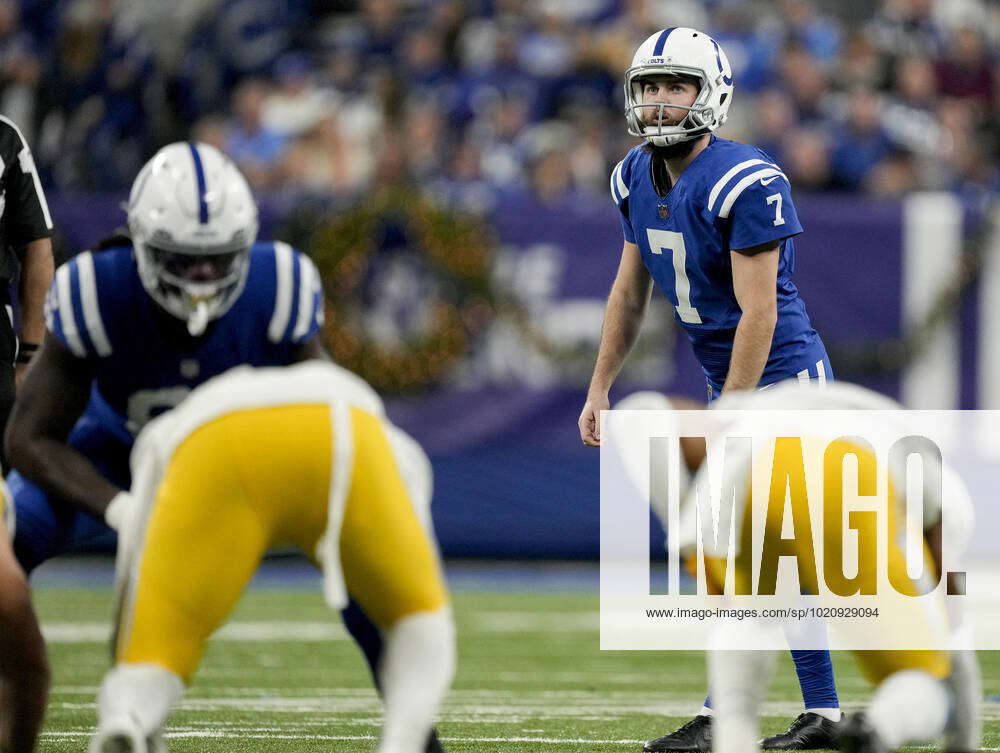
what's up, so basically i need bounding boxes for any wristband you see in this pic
[16,342,38,364]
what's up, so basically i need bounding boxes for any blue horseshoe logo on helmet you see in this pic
[711,39,733,85]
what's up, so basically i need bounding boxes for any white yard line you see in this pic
[41,611,604,642]
[37,732,1000,749]
[48,694,1000,721]
[42,621,350,643]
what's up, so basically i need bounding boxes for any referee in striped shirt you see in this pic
[0,116,53,468]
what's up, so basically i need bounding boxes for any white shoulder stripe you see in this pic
[18,145,52,230]
[268,241,294,343]
[292,254,318,341]
[718,168,788,219]
[707,158,778,211]
[0,115,52,230]
[55,265,86,357]
[75,252,112,356]
[614,160,629,201]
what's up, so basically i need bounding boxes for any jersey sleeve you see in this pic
[266,241,325,346]
[44,251,114,359]
[706,157,803,252]
[610,157,636,244]
[0,117,52,247]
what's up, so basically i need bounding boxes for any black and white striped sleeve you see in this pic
[0,115,52,247]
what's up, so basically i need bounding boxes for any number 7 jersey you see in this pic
[611,136,828,389]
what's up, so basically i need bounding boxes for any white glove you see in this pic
[104,491,132,532]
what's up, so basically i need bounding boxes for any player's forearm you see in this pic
[7,435,121,518]
[722,307,776,393]
[16,239,54,347]
[0,576,48,753]
[588,287,648,396]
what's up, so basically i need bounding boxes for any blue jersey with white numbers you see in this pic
[611,136,827,389]
[44,240,324,443]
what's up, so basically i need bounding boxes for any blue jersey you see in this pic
[611,136,827,388]
[44,240,324,443]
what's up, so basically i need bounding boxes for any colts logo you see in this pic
[658,204,670,219]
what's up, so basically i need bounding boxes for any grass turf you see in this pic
[31,586,999,752]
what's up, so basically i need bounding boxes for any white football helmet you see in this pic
[127,142,259,335]
[624,27,734,146]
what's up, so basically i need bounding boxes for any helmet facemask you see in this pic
[134,236,251,336]
[625,67,717,147]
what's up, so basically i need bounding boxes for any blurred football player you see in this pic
[698,381,981,753]
[88,362,454,753]
[0,482,49,753]
[579,28,840,751]
[6,140,324,568]
[5,142,442,750]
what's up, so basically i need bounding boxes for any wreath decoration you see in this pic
[307,187,497,393]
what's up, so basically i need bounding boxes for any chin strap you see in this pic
[187,302,210,336]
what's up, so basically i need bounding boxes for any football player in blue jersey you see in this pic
[578,28,841,753]
[4,142,443,753]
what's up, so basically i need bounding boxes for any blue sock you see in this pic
[791,649,839,709]
[701,649,839,711]
[340,598,385,688]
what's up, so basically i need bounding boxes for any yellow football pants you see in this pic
[115,404,448,682]
[704,438,950,683]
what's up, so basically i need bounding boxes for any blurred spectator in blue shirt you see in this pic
[262,53,337,139]
[784,127,834,192]
[779,44,833,125]
[0,0,40,136]
[401,26,455,106]
[454,24,540,127]
[777,0,842,67]
[226,78,288,190]
[358,0,406,63]
[753,88,798,167]
[537,29,616,121]
[830,88,895,190]
[518,8,574,81]
[708,2,779,93]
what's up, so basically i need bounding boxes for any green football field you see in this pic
[30,571,1000,752]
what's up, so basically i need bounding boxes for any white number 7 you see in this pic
[646,228,702,324]
[766,193,785,226]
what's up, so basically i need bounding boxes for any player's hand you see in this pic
[103,490,132,532]
[579,392,609,447]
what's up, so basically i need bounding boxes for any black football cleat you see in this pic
[761,712,845,750]
[836,713,886,753]
[644,715,712,752]
[425,727,446,753]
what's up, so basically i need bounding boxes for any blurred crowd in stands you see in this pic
[1,0,998,207]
